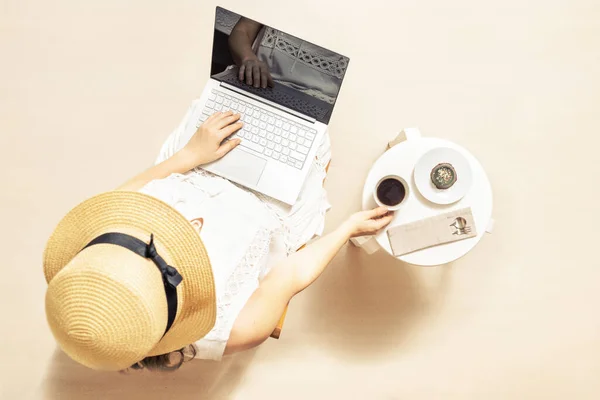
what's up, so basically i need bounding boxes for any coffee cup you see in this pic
[374,175,409,211]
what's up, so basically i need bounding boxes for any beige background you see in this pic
[1,0,599,398]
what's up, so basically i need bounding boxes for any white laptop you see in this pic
[176,6,350,205]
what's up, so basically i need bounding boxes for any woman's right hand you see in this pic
[178,111,242,168]
[238,57,274,88]
[342,207,395,238]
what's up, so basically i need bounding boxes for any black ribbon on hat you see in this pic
[81,232,183,335]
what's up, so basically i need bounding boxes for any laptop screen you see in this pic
[210,7,350,125]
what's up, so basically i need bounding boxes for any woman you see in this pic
[227,17,348,104]
[43,111,393,372]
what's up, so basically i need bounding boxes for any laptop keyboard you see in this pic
[198,89,317,170]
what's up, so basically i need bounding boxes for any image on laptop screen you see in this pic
[210,7,350,125]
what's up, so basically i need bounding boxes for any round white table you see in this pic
[361,130,493,266]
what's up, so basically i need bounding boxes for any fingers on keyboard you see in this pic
[208,90,318,170]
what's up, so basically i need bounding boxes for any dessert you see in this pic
[430,163,457,189]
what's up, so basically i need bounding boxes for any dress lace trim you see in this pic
[260,28,349,79]
[198,227,273,343]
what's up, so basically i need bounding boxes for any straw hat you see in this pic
[43,191,216,371]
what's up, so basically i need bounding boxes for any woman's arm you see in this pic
[117,111,243,191]
[228,18,273,88]
[225,207,394,354]
[228,17,262,66]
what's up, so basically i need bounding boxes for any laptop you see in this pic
[177,6,350,205]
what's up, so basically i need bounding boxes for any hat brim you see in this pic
[43,190,216,357]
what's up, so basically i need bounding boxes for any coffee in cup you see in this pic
[374,175,408,210]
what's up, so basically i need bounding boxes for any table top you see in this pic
[361,135,493,266]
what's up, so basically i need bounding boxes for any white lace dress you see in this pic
[138,101,332,360]
[252,27,349,105]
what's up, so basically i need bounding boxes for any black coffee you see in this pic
[376,178,406,206]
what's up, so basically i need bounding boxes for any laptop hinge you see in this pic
[220,82,316,124]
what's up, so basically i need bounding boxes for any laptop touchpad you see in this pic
[214,148,267,186]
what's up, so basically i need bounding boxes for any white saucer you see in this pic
[413,147,473,205]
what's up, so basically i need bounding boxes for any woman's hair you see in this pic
[126,344,197,372]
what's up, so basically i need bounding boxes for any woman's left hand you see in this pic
[179,111,243,168]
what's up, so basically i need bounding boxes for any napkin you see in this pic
[387,207,477,256]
